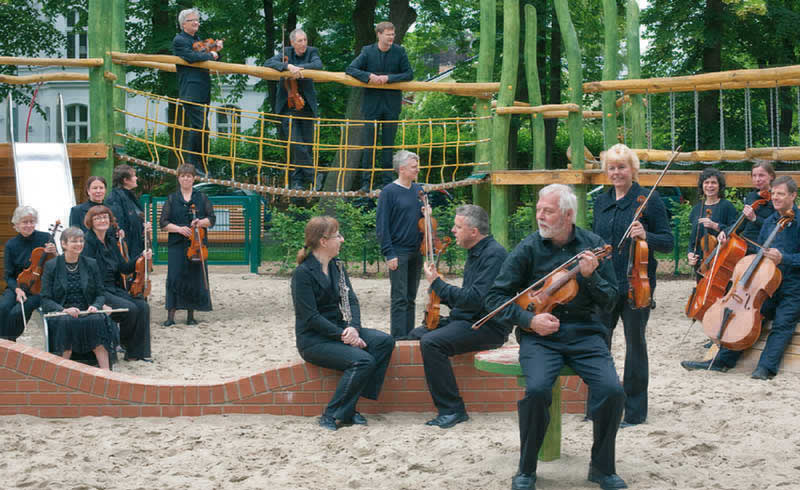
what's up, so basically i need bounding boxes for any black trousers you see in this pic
[599,294,650,424]
[299,328,395,421]
[415,319,507,415]
[105,289,151,359]
[360,106,399,188]
[517,331,624,476]
[0,288,41,341]
[388,252,422,338]
[281,107,316,188]
[178,103,209,168]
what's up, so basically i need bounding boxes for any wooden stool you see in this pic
[474,346,576,461]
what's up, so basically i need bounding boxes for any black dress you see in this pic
[41,255,117,363]
[159,190,215,311]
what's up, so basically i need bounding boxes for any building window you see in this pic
[66,10,87,59]
[65,104,89,142]
[217,105,241,135]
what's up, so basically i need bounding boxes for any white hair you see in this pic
[289,29,306,42]
[392,150,419,172]
[178,8,199,27]
[11,206,37,226]
[539,184,577,224]
[601,143,640,178]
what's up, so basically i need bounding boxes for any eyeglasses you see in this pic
[92,215,110,222]
[324,232,344,240]
[185,18,200,24]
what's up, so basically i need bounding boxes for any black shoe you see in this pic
[162,319,175,327]
[751,366,774,380]
[186,318,199,326]
[425,412,469,429]
[350,412,368,425]
[680,360,728,372]
[290,182,305,191]
[588,465,628,489]
[357,184,370,193]
[619,420,642,429]
[318,414,337,431]
[511,472,536,490]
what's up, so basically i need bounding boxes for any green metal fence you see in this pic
[142,194,262,273]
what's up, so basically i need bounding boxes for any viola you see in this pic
[472,245,612,330]
[17,220,62,295]
[129,216,152,299]
[279,29,305,111]
[192,38,223,53]
[418,191,451,330]
[701,210,793,351]
[685,190,771,321]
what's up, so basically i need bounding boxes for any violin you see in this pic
[418,191,451,330]
[280,28,305,111]
[16,220,62,295]
[685,190,771,322]
[192,38,223,53]
[129,215,152,299]
[697,208,718,268]
[118,231,130,290]
[472,245,612,330]
[617,147,680,310]
[701,210,793,351]
[186,204,208,263]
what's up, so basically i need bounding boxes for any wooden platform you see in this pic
[738,326,800,374]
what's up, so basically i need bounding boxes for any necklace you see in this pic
[65,261,79,273]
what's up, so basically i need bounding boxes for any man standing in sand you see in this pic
[682,175,800,380]
[376,150,424,340]
[407,205,509,429]
[485,184,627,490]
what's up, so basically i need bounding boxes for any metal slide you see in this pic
[7,94,76,236]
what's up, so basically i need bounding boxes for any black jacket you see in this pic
[264,47,323,117]
[3,230,52,291]
[292,254,361,352]
[485,227,618,342]
[592,182,674,293]
[172,30,216,103]
[106,187,145,259]
[82,230,136,290]
[41,255,106,313]
[346,43,413,117]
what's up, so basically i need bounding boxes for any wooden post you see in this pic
[626,0,645,149]
[601,0,618,150]
[553,0,587,227]
[474,0,496,211]
[88,0,125,182]
[524,5,546,170]
[490,0,520,248]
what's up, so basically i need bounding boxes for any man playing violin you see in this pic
[0,206,57,341]
[682,175,800,380]
[486,184,626,490]
[265,28,323,191]
[377,150,424,339]
[406,205,508,429]
[172,8,223,176]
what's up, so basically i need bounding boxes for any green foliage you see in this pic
[509,200,535,248]
[269,204,318,269]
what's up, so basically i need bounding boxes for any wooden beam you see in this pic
[495,103,580,115]
[0,56,104,67]
[0,73,89,84]
[621,78,800,95]
[490,169,800,188]
[0,144,107,160]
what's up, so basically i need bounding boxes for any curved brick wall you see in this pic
[0,339,587,418]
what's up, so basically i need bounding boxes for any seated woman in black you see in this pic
[41,227,116,370]
[0,206,58,341]
[292,216,395,431]
[83,205,152,362]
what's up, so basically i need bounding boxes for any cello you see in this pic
[701,210,793,351]
[617,147,680,309]
[685,190,771,322]
[472,246,612,331]
[418,191,451,330]
[16,220,62,295]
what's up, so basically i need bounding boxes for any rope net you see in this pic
[114,85,491,197]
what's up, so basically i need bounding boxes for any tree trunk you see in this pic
[152,0,180,170]
[699,0,723,148]
[545,4,561,168]
[263,0,277,113]
[389,0,417,44]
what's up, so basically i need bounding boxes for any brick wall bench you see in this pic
[0,339,587,418]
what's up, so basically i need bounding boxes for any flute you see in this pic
[43,308,129,318]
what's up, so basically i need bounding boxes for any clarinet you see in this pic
[337,260,352,327]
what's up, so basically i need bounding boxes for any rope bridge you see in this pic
[114,85,491,197]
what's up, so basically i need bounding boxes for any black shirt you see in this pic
[3,230,52,291]
[738,190,775,253]
[687,199,737,260]
[430,235,508,332]
[485,226,618,341]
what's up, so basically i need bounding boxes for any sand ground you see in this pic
[2,267,798,489]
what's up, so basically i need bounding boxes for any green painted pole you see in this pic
[524,5,545,170]
[88,0,125,182]
[627,0,645,149]
[473,0,496,212]
[490,0,520,248]
[602,0,618,150]
[553,0,586,227]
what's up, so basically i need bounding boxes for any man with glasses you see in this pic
[172,8,223,176]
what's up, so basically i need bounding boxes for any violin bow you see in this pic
[18,296,27,332]
[616,145,682,249]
